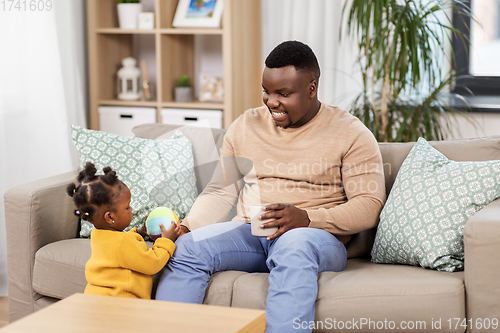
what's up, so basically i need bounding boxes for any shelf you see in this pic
[96,28,157,34]
[159,28,223,35]
[87,0,262,130]
[95,28,223,35]
[162,102,224,109]
[99,100,158,107]
[98,100,224,110]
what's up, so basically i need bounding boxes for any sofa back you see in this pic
[133,124,500,257]
[133,123,227,195]
[379,136,500,195]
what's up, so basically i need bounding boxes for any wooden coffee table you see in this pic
[0,293,266,333]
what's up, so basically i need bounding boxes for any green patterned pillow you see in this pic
[71,125,198,237]
[371,137,500,271]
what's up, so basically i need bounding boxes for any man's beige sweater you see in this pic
[183,103,386,245]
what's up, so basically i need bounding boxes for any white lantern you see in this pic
[117,57,141,100]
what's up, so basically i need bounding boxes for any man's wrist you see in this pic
[302,209,311,227]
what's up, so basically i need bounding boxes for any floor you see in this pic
[0,297,8,328]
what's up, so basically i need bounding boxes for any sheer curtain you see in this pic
[0,0,87,296]
[261,0,361,109]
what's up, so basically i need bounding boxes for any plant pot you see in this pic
[175,87,193,103]
[117,3,142,29]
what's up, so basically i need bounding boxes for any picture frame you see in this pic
[172,0,224,28]
[199,74,224,102]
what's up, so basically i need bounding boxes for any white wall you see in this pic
[0,0,87,297]
[261,0,361,110]
[445,112,500,139]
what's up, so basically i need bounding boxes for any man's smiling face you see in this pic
[262,65,318,129]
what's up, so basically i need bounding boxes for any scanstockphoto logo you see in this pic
[262,158,388,178]
[147,122,390,200]
[147,121,389,202]
[260,158,389,195]
[293,318,428,331]
[293,317,500,331]
[259,174,383,196]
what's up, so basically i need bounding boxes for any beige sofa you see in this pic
[5,123,500,332]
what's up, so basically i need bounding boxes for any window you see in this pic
[453,0,500,95]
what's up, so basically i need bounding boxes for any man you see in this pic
[156,41,386,332]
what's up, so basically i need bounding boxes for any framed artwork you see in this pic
[172,0,224,28]
[199,74,224,102]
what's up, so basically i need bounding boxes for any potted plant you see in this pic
[175,74,193,103]
[342,0,474,142]
[117,0,142,30]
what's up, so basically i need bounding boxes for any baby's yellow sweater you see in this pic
[85,228,175,299]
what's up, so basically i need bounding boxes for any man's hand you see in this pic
[259,203,310,240]
[179,225,190,237]
[136,223,148,238]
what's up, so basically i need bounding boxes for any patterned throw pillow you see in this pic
[371,137,500,271]
[71,125,198,237]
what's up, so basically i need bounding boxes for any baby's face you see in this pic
[111,186,133,231]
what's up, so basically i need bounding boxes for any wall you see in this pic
[445,112,500,139]
[0,0,87,297]
[261,0,361,111]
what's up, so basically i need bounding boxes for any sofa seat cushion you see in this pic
[33,238,167,300]
[230,258,465,332]
[33,239,91,299]
[202,271,248,306]
[33,238,245,303]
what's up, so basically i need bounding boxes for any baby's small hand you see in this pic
[136,223,148,238]
[160,222,181,242]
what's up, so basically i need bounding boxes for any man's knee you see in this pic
[275,227,333,250]
[171,233,198,258]
[269,228,346,271]
[269,228,320,261]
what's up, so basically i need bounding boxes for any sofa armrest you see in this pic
[464,198,500,333]
[4,171,79,321]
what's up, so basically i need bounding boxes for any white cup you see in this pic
[250,204,278,237]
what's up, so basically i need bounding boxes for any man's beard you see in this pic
[272,119,291,129]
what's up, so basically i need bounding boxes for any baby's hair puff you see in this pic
[67,162,123,221]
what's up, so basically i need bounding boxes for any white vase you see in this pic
[117,3,142,29]
[175,87,193,103]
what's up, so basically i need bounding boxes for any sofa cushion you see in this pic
[33,238,244,304]
[231,272,269,310]
[372,138,500,271]
[71,126,198,237]
[230,258,464,332]
[33,239,90,299]
[35,239,167,301]
[316,259,465,332]
[202,271,248,306]
[133,123,226,194]
[379,135,500,194]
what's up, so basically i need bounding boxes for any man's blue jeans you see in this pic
[155,222,347,333]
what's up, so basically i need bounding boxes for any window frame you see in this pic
[452,0,500,96]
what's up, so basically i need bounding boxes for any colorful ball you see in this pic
[145,207,179,240]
